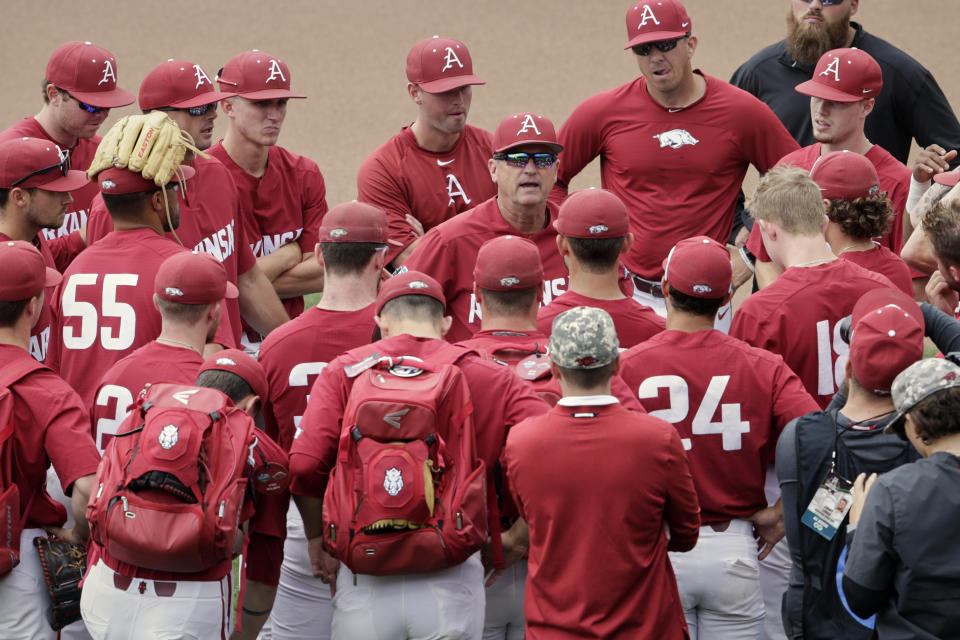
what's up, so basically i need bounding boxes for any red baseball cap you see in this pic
[154,250,239,305]
[139,59,236,111]
[934,171,960,188]
[376,270,446,314]
[796,48,883,103]
[624,0,692,49]
[662,236,732,299]
[810,151,881,200]
[45,41,135,108]
[849,288,924,394]
[197,349,267,402]
[555,188,630,239]
[474,235,544,291]
[317,201,399,245]
[216,51,306,100]
[0,240,61,301]
[98,165,196,195]
[0,137,88,191]
[406,36,485,93]
[492,112,562,154]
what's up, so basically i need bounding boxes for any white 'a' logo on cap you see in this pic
[637,4,661,28]
[193,64,212,89]
[516,114,541,136]
[820,57,841,82]
[98,59,117,86]
[441,47,463,72]
[265,59,286,84]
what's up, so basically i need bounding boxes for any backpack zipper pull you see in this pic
[122,496,134,518]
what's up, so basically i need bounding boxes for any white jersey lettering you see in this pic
[446,174,471,206]
[195,221,236,263]
[252,228,303,257]
[42,209,89,240]
[29,326,50,362]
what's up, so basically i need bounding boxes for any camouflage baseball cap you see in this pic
[885,358,960,436]
[549,306,619,370]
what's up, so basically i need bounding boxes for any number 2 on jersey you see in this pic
[637,375,750,451]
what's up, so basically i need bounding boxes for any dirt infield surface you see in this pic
[4,0,956,206]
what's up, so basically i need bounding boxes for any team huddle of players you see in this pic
[2,0,960,638]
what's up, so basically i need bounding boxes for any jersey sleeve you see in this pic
[298,163,328,251]
[730,301,773,351]
[769,358,820,438]
[661,424,700,552]
[34,375,100,491]
[46,232,86,273]
[211,302,237,349]
[357,153,418,260]
[402,228,457,299]
[83,194,114,248]
[555,95,606,195]
[736,96,800,173]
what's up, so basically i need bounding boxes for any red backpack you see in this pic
[0,357,47,576]
[481,341,561,406]
[322,345,490,575]
[86,383,257,573]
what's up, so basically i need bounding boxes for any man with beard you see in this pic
[731,0,960,166]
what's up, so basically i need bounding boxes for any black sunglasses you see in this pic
[493,152,558,169]
[632,34,690,56]
[156,103,216,117]
[12,149,71,187]
[59,89,107,115]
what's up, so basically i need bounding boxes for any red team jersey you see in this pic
[0,232,57,362]
[48,228,232,407]
[536,290,665,347]
[208,142,328,340]
[89,341,205,453]
[85,155,257,346]
[746,143,912,261]
[620,330,818,524]
[259,304,378,451]
[0,118,98,271]
[556,72,798,279]
[504,402,699,640]
[730,260,894,409]
[403,197,569,342]
[357,125,497,263]
[840,244,913,296]
[0,345,100,529]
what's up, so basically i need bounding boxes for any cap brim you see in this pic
[169,91,237,109]
[417,75,486,94]
[883,411,907,436]
[934,172,960,188]
[495,141,564,154]
[233,89,307,100]
[68,87,137,108]
[224,281,239,300]
[44,267,62,288]
[35,169,89,192]
[625,30,688,49]
[795,80,861,103]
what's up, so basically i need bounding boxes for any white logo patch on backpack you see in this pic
[384,468,404,496]
[158,424,179,450]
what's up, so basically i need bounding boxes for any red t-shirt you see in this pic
[0,232,57,362]
[746,143,912,260]
[537,290,665,348]
[207,142,328,336]
[504,402,698,640]
[620,329,818,523]
[556,72,798,279]
[288,334,551,499]
[357,125,496,263]
[403,197,570,343]
[89,341,205,453]
[0,118,98,271]
[840,244,914,296]
[730,260,894,409]
[48,228,233,407]
[259,304,377,451]
[0,345,100,529]
[85,155,257,347]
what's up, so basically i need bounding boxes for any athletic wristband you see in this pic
[738,246,756,273]
[907,176,931,213]
[242,606,272,616]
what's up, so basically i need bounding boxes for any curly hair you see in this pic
[908,386,960,442]
[827,192,892,239]
[924,199,960,266]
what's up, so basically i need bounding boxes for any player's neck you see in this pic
[841,385,895,423]
[410,119,461,153]
[221,131,270,178]
[316,274,378,312]
[647,71,706,110]
[0,327,30,352]
[0,211,40,244]
[665,308,714,333]
[558,379,613,400]
[479,312,539,333]
[826,227,873,255]
[568,266,625,301]
[112,211,165,236]
[820,133,871,156]
[497,199,548,235]
[156,325,206,355]
[379,320,442,341]
[780,236,837,269]
[34,107,78,149]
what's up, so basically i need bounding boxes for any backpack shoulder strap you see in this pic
[0,356,48,445]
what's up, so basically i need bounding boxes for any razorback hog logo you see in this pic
[408,281,429,289]
[499,276,521,287]
[692,284,713,294]
[383,468,404,496]
[588,224,609,234]
[653,129,699,149]
[328,228,348,239]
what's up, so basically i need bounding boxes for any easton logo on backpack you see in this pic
[322,345,489,575]
[86,383,256,573]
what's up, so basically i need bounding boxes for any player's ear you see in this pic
[948,263,960,285]
[621,232,635,256]
[611,354,621,377]
[850,0,859,16]
[374,314,390,338]
[236,394,260,418]
[820,214,830,236]
[844,358,853,381]
[861,98,875,118]
[472,282,483,306]
[407,83,421,104]
[152,294,160,312]
[686,35,698,59]
[488,158,498,184]
[439,315,453,336]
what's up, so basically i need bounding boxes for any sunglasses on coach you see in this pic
[632,34,690,56]
[157,103,217,117]
[492,152,558,169]
[11,149,71,187]
[58,89,107,115]
[798,0,846,5]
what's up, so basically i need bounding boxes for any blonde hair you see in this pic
[749,166,826,236]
